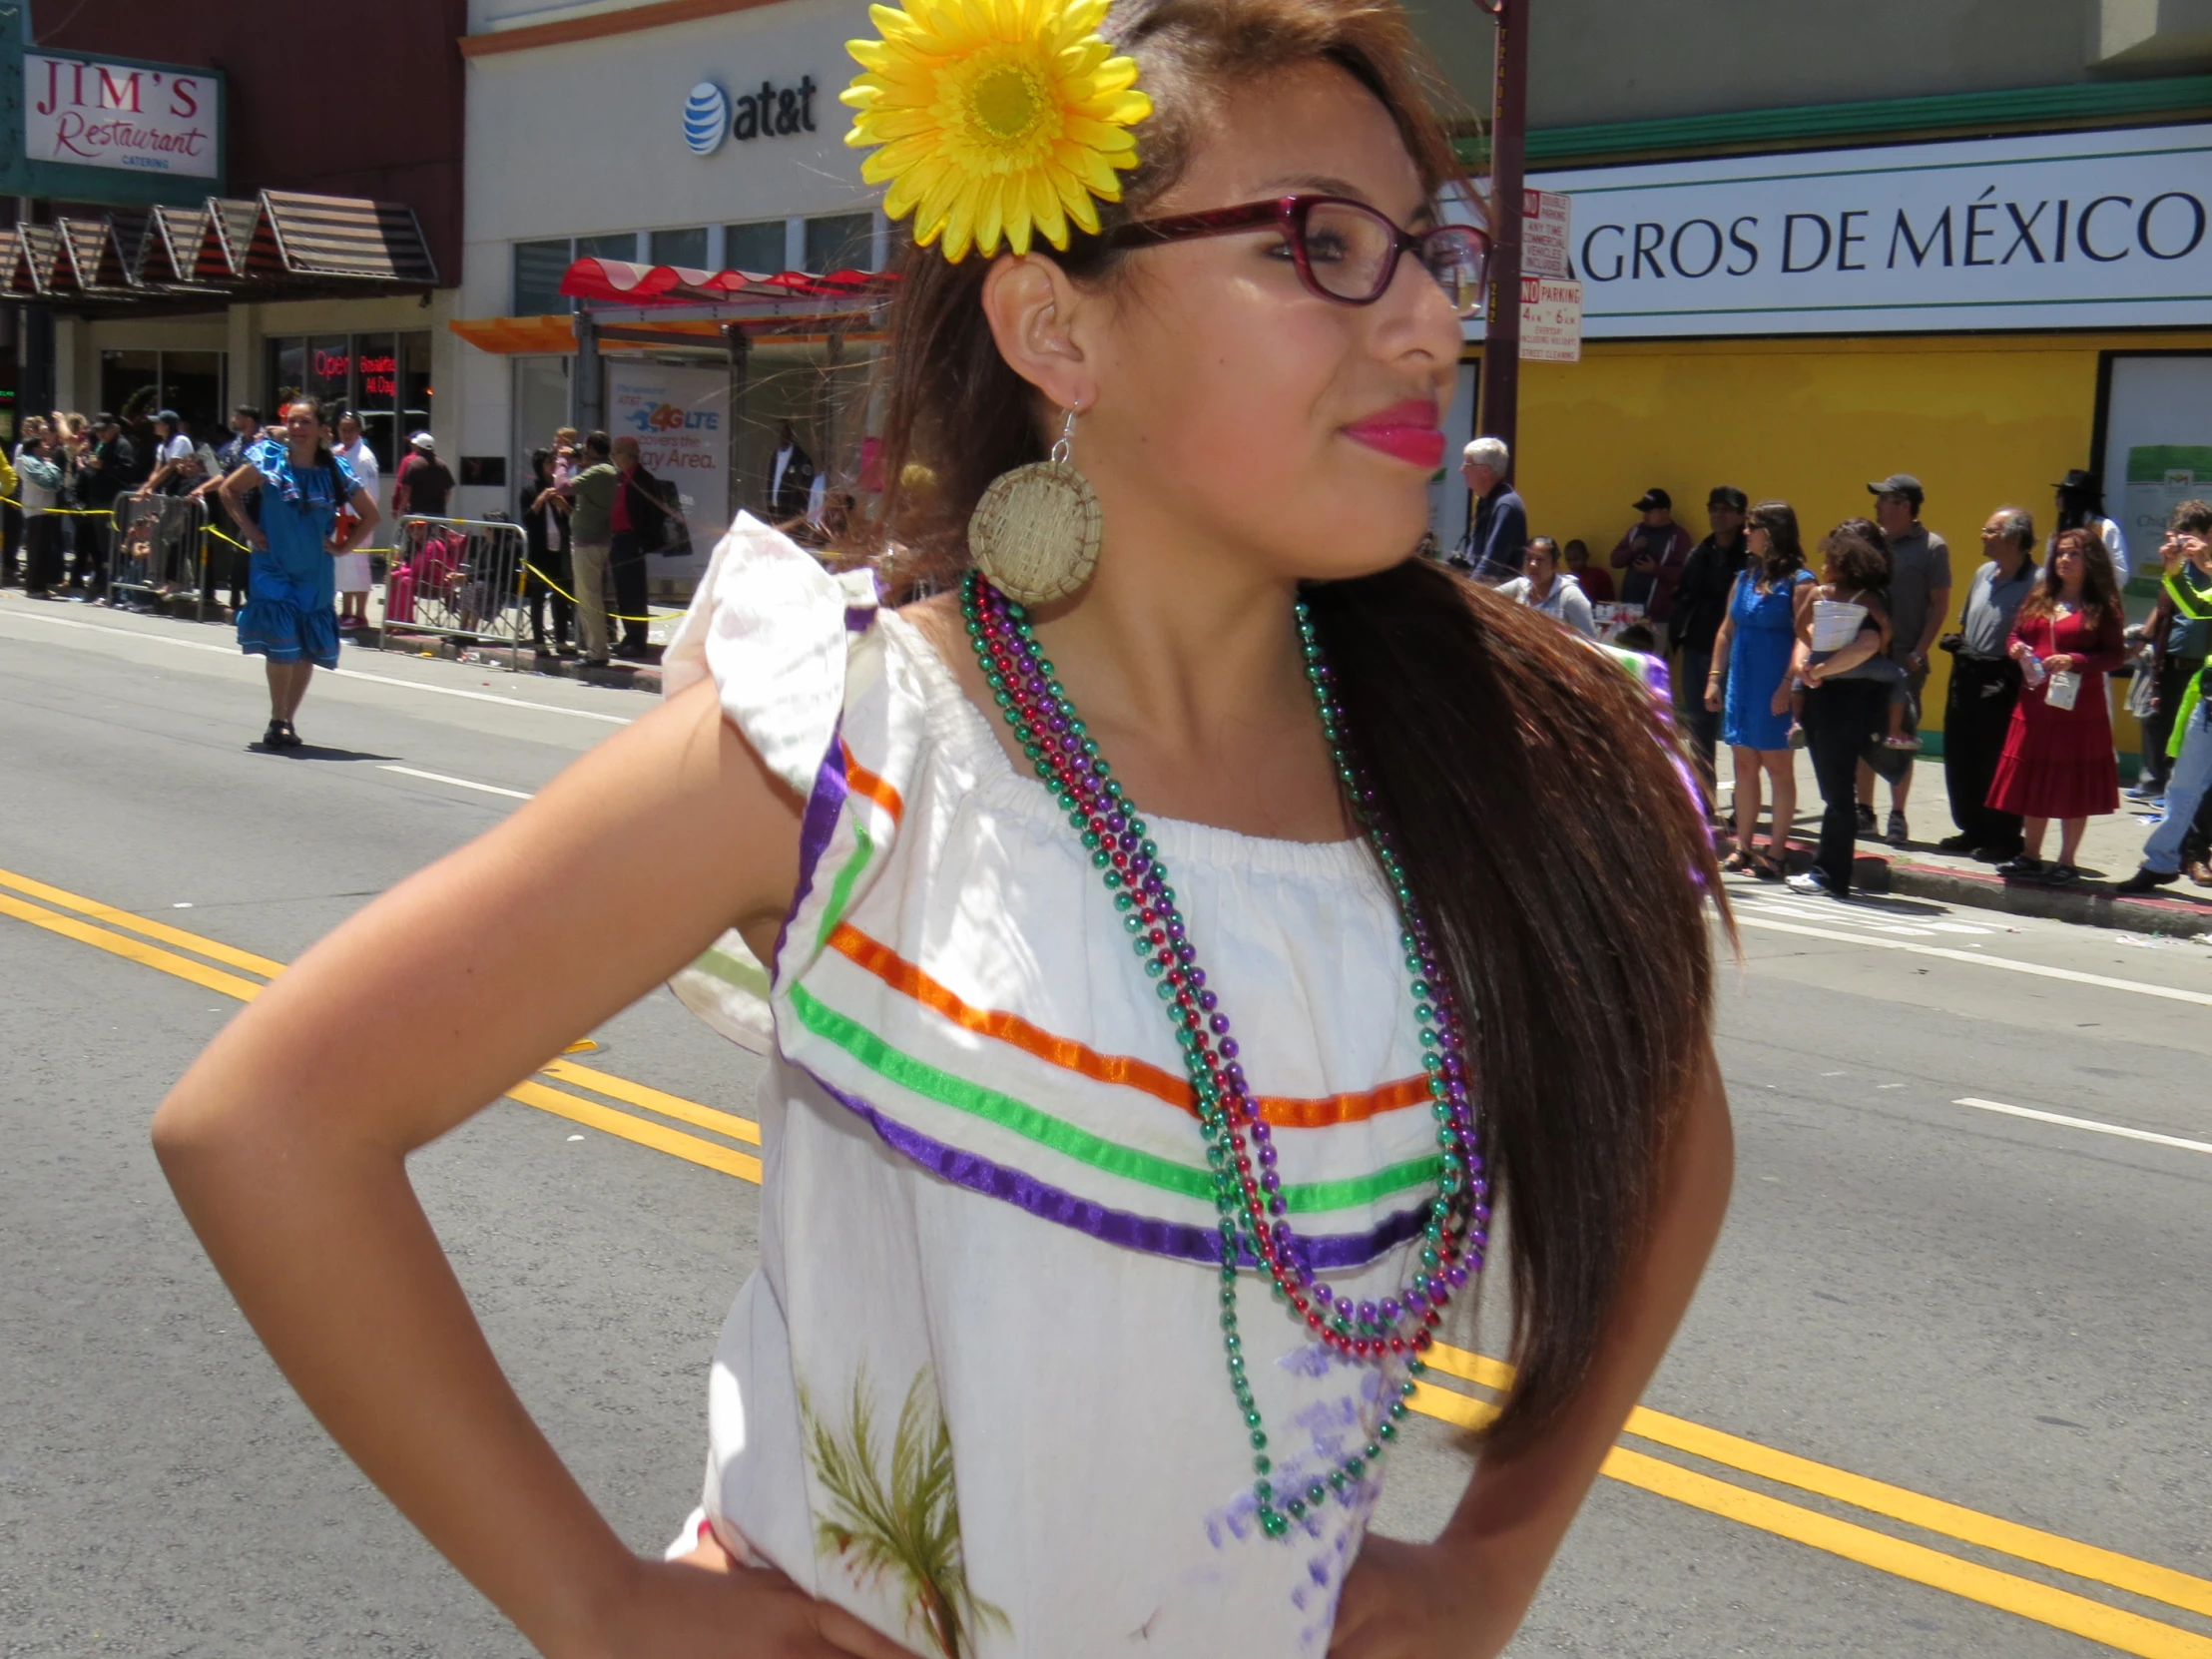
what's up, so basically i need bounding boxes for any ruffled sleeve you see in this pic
[661,512,877,794]
[663,513,879,1052]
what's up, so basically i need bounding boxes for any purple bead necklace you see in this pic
[961,572,1489,1538]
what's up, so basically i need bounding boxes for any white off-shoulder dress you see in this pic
[660,517,1446,1656]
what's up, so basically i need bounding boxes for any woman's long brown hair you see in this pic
[863,0,1721,1453]
[2021,526,2123,630]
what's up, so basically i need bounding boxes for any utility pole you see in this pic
[1475,0,1526,460]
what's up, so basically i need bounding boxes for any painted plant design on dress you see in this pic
[802,1366,1008,1658]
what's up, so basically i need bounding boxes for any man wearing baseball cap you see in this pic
[1670,486,1753,795]
[1608,487,1694,646]
[1861,473,1952,846]
[392,430,453,520]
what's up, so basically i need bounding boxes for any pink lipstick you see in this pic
[1342,398,1445,469]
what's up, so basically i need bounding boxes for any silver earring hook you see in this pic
[1050,406,1077,467]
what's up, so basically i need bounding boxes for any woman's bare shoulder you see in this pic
[897,589,967,659]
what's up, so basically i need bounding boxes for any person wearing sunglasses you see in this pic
[152,6,1728,1657]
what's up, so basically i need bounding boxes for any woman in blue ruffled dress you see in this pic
[217,398,380,749]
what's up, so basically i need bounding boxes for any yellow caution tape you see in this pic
[523,561,663,626]
[0,495,391,555]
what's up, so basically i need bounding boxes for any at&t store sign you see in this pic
[682,77,822,156]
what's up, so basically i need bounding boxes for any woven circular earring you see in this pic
[967,407,1101,605]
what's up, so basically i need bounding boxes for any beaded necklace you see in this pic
[961,572,1490,1538]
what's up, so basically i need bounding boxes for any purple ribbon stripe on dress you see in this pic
[802,1064,1431,1272]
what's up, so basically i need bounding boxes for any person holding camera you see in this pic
[2115,503,2212,893]
[1936,507,2038,862]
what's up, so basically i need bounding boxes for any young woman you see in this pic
[1496,534,1596,637]
[332,410,383,631]
[1989,526,2126,882]
[1787,519,1895,898]
[217,398,381,750]
[1705,500,1812,877]
[152,4,1731,1654]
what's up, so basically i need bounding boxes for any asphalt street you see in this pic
[2,593,2207,1659]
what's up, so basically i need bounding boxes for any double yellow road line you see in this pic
[4,863,2208,1656]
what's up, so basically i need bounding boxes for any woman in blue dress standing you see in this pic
[1704,501,1815,875]
[217,398,380,749]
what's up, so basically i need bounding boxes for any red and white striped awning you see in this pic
[559,258,894,307]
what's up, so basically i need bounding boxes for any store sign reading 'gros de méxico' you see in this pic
[22,53,218,179]
[1532,123,2212,336]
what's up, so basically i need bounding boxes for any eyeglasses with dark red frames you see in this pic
[1105,194,1490,317]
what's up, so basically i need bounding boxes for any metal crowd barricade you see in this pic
[107,493,211,618]
[378,514,529,671]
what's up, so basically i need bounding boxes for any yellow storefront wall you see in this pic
[1510,328,2212,747]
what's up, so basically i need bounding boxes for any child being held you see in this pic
[1789,519,1919,751]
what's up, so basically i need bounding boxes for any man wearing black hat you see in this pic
[1609,487,1694,646]
[1860,473,1952,845]
[2052,469,2128,583]
[1670,486,1752,795]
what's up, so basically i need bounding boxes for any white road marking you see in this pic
[379,765,534,801]
[1735,893,1992,937]
[1954,1097,2212,1157]
[1733,915,2212,1007]
[0,605,631,724]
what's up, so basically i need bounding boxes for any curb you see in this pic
[1842,846,2212,939]
[350,633,665,691]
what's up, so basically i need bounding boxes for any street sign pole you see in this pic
[1474,0,1526,461]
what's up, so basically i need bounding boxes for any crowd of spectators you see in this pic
[1443,439,2205,901]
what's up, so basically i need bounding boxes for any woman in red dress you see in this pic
[1989,527,2126,881]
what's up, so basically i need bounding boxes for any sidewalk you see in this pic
[1714,750,2212,939]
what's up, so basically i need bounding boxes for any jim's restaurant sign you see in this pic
[1533,123,2212,336]
[0,37,226,208]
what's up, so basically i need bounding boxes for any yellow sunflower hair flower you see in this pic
[841,0,1153,264]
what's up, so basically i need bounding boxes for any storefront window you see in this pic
[398,332,432,450]
[262,330,432,475]
[576,231,638,264]
[805,213,875,275]
[163,352,224,441]
[649,227,709,269]
[308,336,351,406]
[267,339,306,413]
[725,219,786,274]
[513,355,571,502]
[100,348,225,442]
[513,239,573,316]
[99,348,160,426]
[353,331,400,473]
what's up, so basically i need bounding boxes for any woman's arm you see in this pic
[151,681,911,1659]
[216,463,267,552]
[1332,1042,1734,1658]
[1703,582,1738,712]
[2051,612,2128,677]
[334,486,382,553]
[1561,581,1598,640]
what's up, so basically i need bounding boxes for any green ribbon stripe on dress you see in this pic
[690,942,772,1000]
[815,815,876,954]
[787,985,1442,1215]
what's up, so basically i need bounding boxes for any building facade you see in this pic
[26,0,467,504]
[1430,0,2212,758]
[452,0,890,547]
[453,0,2210,705]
